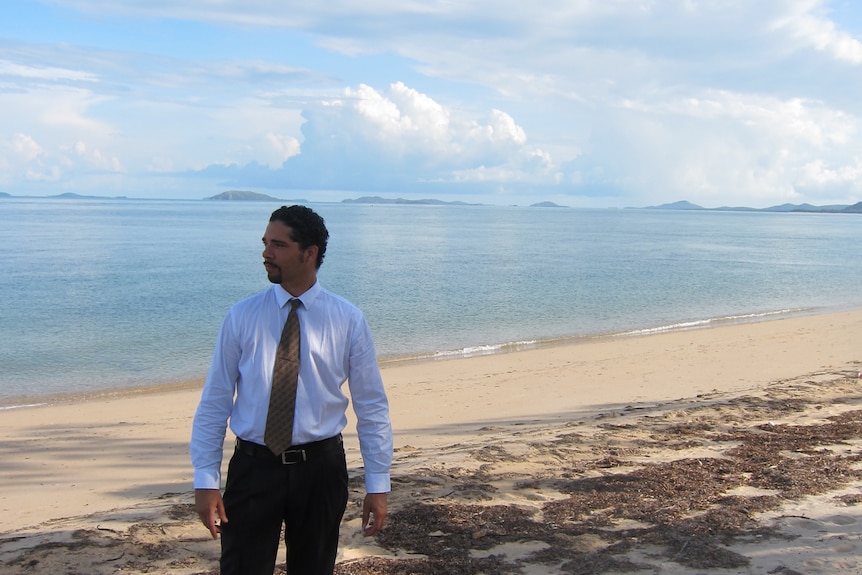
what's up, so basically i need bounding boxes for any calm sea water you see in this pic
[1,198,861,406]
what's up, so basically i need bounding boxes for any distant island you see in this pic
[207,191,289,201]
[341,196,482,206]
[530,201,567,208]
[645,200,862,214]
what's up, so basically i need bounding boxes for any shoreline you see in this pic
[1,304,846,411]
[0,378,206,412]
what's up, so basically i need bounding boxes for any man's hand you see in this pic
[362,492,388,536]
[195,488,228,539]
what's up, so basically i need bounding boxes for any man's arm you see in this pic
[190,311,241,533]
[348,313,394,533]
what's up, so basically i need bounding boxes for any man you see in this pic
[191,205,393,575]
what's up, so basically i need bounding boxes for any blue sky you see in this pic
[1,0,861,207]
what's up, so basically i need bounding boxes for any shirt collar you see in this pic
[274,280,322,310]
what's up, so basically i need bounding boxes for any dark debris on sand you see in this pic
[339,371,862,575]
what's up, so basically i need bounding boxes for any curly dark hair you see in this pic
[269,205,329,269]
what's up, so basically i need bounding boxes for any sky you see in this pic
[1,1,861,208]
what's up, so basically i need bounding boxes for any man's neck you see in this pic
[281,276,316,298]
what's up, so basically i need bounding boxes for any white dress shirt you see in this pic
[191,281,393,493]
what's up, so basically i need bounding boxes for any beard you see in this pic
[264,262,281,284]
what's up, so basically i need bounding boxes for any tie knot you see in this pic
[289,298,301,311]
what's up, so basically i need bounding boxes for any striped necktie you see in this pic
[264,298,301,455]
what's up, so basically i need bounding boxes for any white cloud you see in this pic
[0,59,99,82]
[1,131,123,187]
[467,109,527,147]
[282,83,547,186]
[10,133,43,161]
[797,159,862,190]
[773,7,862,64]
[265,133,302,165]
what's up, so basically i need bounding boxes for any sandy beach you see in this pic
[2,310,861,574]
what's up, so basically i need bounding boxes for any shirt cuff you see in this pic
[365,471,391,494]
[194,467,221,490]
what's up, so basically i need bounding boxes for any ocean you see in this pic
[1,197,861,407]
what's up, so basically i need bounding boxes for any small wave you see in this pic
[0,402,48,411]
[432,340,539,359]
[618,308,808,337]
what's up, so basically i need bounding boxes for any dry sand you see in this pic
[1,310,861,574]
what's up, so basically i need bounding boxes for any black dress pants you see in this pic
[220,439,349,575]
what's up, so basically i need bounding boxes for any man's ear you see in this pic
[304,245,319,264]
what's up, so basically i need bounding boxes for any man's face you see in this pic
[261,221,315,287]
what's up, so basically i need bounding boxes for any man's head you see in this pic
[269,205,329,269]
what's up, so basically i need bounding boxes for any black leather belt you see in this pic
[235,435,343,465]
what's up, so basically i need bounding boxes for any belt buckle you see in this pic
[281,448,306,464]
